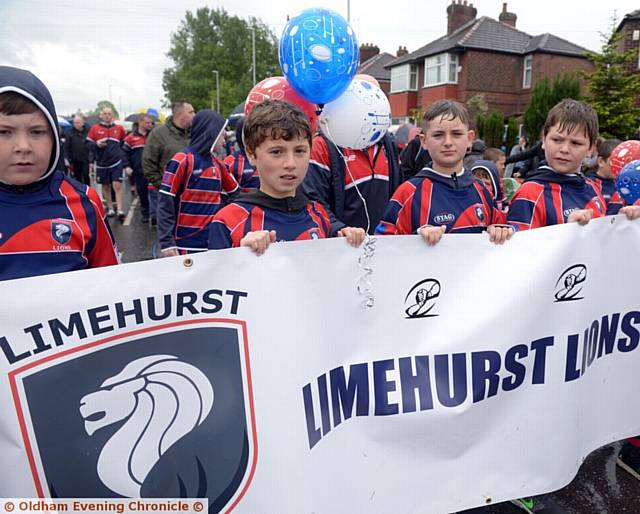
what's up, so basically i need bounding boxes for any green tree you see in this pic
[505,117,519,153]
[87,100,119,119]
[523,73,580,140]
[583,22,640,139]
[475,111,504,147]
[163,8,280,116]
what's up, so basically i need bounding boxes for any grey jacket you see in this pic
[142,116,190,188]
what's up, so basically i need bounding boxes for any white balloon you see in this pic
[319,79,391,150]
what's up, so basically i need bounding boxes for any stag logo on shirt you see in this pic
[404,278,441,319]
[434,213,455,225]
[10,322,256,511]
[51,221,72,245]
[554,264,587,302]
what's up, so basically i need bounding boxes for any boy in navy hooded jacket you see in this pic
[375,100,512,246]
[208,99,365,254]
[0,66,119,281]
[157,110,239,255]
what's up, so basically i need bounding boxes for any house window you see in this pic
[523,55,533,89]
[424,53,458,87]
[390,64,418,93]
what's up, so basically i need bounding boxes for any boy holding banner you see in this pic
[0,66,119,281]
[375,99,512,246]
[208,99,365,254]
[507,100,640,230]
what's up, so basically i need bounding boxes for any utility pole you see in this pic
[347,0,350,23]
[251,27,256,85]
[212,70,220,113]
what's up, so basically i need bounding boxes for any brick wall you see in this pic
[458,50,524,114]
[420,85,459,110]
[617,22,640,73]
[532,53,594,93]
[389,91,418,118]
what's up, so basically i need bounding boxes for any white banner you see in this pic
[1,216,639,513]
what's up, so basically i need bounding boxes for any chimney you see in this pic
[499,3,517,27]
[397,45,408,57]
[446,0,477,35]
[359,43,380,64]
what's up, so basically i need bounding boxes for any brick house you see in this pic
[616,9,640,74]
[386,1,595,124]
[357,43,400,96]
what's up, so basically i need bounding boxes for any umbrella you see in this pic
[57,117,71,129]
[392,122,416,147]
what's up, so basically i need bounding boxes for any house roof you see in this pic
[358,52,395,81]
[617,9,640,32]
[386,16,590,69]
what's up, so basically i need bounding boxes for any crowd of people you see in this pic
[1,64,640,513]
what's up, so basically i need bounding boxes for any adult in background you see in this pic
[142,101,195,225]
[64,114,92,185]
[123,114,153,223]
[87,106,126,219]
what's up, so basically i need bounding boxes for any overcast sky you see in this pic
[2,0,636,117]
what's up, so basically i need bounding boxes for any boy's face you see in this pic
[0,110,53,186]
[473,169,494,195]
[495,156,506,176]
[423,115,474,173]
[598,155,615,179]
[212,132,225,154]
[542,124,591,174]
[247,135,310,198]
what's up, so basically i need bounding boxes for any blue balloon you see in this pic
[279,8,359,105]
[616,159,640,205]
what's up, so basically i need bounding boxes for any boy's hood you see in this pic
[235,116,246,154]
[188,109,227,157]
[414,165,476,189]
[525,164,586,186]
[471,160,504,201]
[235,189,309,212]
[0,66,60,183]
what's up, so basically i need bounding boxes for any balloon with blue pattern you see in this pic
[616,159,640,205]
[319,79,391,150]
[279,8,359,105]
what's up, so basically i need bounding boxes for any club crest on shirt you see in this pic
[475,205,485,222]
[51,221,72,245]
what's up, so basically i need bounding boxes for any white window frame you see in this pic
[423,53,459,87]
[390,64,418,93]
[523,55,533,89]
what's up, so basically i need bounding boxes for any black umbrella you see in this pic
[124,113,139,122]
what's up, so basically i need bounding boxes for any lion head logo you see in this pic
[79,355,214,497]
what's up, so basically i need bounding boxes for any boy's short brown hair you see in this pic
[0,91,39,116]
[484,147,505,162]
[243,99,312,155]
[423,100,470,130]
[597,138,622,160]
[543,99,599,146]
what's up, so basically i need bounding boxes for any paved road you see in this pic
[105,179,640,514]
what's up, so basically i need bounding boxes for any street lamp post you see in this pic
[251,27,256,85]
[212,70,220,113]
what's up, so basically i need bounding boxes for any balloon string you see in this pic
[322,124,376,309]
